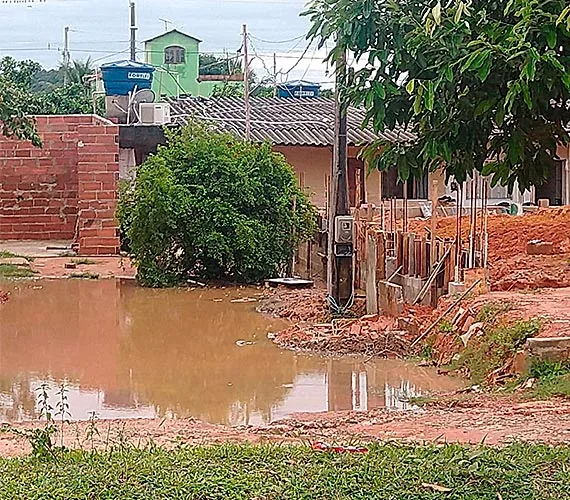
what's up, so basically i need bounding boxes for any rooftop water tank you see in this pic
[101,60,155,96]
[278,80,320,98]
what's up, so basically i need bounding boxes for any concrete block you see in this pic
[385,257,400,285]
[527,240,556,256]
[526,337,570,363]
[448,281,466,296]
[378,280,404,317]
[538,198,550,208]
[402,276,431,305]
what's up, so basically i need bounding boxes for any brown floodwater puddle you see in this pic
[0,279,463,425]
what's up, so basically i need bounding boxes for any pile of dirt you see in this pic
[409,208,570,290]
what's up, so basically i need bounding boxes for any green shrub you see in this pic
[118,122,316,287]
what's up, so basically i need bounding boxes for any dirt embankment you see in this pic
[411,207,570,291]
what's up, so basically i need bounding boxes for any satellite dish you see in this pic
[128,89,156,123]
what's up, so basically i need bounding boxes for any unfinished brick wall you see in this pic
[0,115,120,255]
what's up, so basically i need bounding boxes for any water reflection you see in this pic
[0,280,463,425]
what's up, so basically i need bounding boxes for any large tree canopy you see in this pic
[306,0,570,191]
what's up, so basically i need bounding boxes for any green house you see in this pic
[144,29,218,98]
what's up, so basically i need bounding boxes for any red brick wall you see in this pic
[0,115,120,255]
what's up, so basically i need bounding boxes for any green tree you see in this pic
[0,77,41,146]
[119,121,316,287]
[199,54,243,76]
[0,56,94,116]
[305,0,570,191]
[60,57,94,86]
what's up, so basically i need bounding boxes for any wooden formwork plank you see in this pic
[396,231,404,268]
[402,232,409,276]
[377,232,386,280]
[366,233,378,314]
[408,233,416,277]
[420,237,427,279]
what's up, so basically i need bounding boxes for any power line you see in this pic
[249,34,305,45]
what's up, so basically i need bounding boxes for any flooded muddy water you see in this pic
[0,280,463,425]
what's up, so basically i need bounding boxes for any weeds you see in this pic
[0,251,33,262]
[438,319,454,334]
[475,302,512,323]
[71,258,97,266]
[0,264,37,279]
[86,412,100,451]
[451,319,541,384]
[68,272,100,280]
[1,382,74,462]
[408,396,437,407]
[55,382,71,448]
[526,360,570,399]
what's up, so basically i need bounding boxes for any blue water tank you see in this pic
[101,60,155,96]
[278,80,320,98]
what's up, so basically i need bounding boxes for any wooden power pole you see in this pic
[130,1,137,62]
[242,24,252,141]
[63,26,70,86]
[273,53,278,98]
[327,48,353,307]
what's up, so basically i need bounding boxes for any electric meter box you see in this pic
[334,216,354,244]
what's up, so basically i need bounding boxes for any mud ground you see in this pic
[0,395,568,457]
[29,256,137,279]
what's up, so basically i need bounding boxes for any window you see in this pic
[164,46,185,65]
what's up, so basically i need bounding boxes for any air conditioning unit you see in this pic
[139,103,171,125]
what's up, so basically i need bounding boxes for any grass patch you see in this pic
[475,302,512,323]
[68,272,100,280]
[0,443,569,499]
[527,360,570,399]
[438,319,455,333]
[0,264,38,279]
[451,319,541,384]
[0,251,33,262]
[71,258,97,266]
[408,395,437,407]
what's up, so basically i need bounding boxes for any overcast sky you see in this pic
[0,0,332,86]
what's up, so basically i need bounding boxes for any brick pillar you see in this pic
[77,122,120,255]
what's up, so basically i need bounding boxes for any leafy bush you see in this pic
[119,122,316,287]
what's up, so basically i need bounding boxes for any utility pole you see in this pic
[273,52,278,98]
[327,48,353,306]
[130,1,137,62]
[63,26,70,86]
[242,24,252,141]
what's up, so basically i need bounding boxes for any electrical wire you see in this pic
[249,34,305,45]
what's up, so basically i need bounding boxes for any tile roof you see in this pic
[165,96,415,147]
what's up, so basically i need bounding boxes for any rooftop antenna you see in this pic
[159,18,173,32]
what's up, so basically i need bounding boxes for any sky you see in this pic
[0,0,333,86]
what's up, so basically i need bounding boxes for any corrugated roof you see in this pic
[165,96,415,147]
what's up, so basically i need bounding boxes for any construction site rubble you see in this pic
[410,207,570,290]
[274,316,412,358]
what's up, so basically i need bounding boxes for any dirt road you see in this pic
[1,396,569,457]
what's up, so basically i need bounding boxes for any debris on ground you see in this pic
[0,290,8,304]
[274,316,411,358]
[258,288,330,323]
